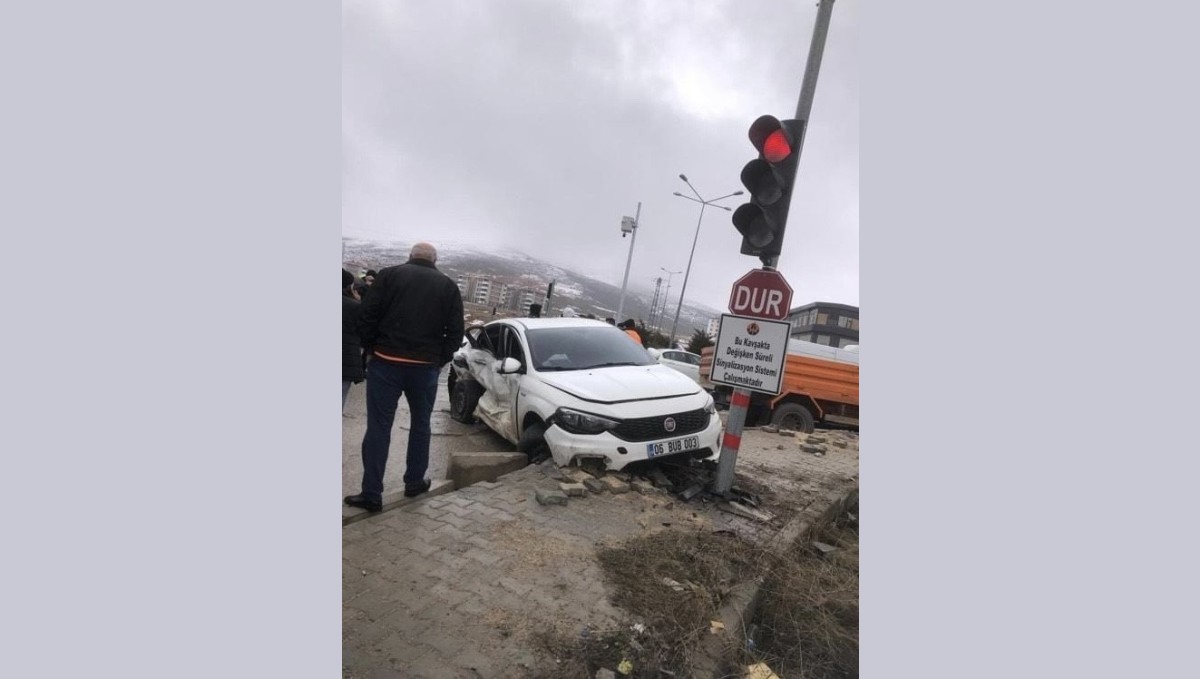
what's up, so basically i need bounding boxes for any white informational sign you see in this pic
[710,314,790,395]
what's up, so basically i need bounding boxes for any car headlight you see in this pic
[704,395,717,415]
[554,408,620,435]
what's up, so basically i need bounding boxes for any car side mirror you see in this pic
[497,357,523,374]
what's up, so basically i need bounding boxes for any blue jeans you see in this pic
[359,359,439,501]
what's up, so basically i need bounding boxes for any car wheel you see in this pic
[517,420,550,462]
[771,402,815,433]
[450,380,484,424]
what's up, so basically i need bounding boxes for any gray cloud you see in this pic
[343,0,858,311]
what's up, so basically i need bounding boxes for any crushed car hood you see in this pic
[534,365,702,404]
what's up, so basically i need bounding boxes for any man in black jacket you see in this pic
[345,242,464,512]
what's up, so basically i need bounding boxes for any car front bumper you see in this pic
[542,413,722,471]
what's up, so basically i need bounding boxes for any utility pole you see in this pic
[616,203,641,321]
[714,0,837,495]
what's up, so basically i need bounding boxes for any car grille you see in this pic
[611,408,711,442]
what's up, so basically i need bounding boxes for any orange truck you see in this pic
[700,339,859,432]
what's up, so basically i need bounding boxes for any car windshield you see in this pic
[526,326,656,371]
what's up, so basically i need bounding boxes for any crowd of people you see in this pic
[342,246,656,512]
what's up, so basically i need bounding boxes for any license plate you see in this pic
[646,435,700,458]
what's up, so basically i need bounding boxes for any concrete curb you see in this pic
[690,487,858,678]
[342,479,455,527]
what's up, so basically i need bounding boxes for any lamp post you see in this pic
[669,175,743,345]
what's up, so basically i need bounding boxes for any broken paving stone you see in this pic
[535,488,569,506]
[611,471,632,482]
[600,476,630,494]
[812,541,838,556]
[800,444,826,454]
[679,483,704,501]
[559,482,587,497]
[595,670,616,679]
[762,425,780,433]
[833,440,848,449]
[563,469,592,484]
[582,477,607,493]
[631,479,656,494]
[778,429,797,437]
[648,468,673,489]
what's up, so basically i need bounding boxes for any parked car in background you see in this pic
[447,318,720,471]
[647,348,703,384]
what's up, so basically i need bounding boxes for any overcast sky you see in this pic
[343,0,858,312]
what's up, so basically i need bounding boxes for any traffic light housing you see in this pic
[733,115,806,263]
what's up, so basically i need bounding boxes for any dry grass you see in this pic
[740,493,859,679]
[528,480,860,679]
[530,529,764,678]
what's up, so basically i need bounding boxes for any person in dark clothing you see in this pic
[342,269,364,413]
[344,242,465,512]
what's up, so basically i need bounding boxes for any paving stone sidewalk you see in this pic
[342,428,859,678]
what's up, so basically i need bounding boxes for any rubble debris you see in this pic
[559,482,587,497]
[661,577,686,592]
[762,425,779,433]
[746,662,782,679]
[595,670,616,679]
[679,484,704,501]
[631,479,656,494]
[719,501,774,523]
[778,429,797,437]
[600,476,630,494]
[709,620,726,635]
[647,468,674,489]
[534,488,568,506]
[582,477,607,494]
[812,541,838,556]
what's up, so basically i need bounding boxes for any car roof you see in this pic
[497,318,613,331]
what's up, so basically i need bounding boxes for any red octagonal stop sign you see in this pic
[728,269,793,320]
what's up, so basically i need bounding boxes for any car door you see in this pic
[472,323,524,444]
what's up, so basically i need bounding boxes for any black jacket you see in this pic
[342,293,365,382]
[356,259,464,366]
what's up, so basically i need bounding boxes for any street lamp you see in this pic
[669,174,742,345]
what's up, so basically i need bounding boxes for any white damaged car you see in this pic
[447,318,721,471]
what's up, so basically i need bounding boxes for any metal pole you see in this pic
[616,201,641,321]
[715,0,836,495]
[668,202,705,345]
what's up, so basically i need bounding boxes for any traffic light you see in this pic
[732,115,806,262]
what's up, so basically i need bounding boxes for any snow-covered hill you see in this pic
[342,238,720,332]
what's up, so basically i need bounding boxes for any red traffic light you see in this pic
[763,129,792,163]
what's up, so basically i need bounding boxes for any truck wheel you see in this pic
[517,420,550,463]
[450,380,484,424]
[771,403,815,433]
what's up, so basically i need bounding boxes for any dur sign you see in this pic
[727,269,793,320]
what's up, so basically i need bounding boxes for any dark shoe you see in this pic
[403,480,432,498]
[344,494,382,512]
